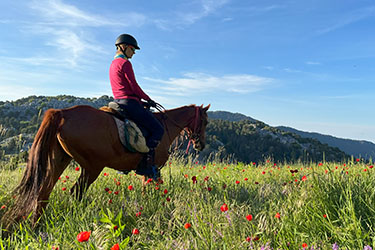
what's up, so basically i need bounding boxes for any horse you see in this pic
[1,103,210,228]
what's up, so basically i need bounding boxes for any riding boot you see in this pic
[135,148,159,181]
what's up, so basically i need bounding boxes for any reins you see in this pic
[153,103,200,154]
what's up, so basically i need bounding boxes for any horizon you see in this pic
[1,0,374,143]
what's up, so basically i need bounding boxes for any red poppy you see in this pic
[302,243,308,248]
[301,175,307,181]
[235,180,240,184]
[111,243,120,250]
[62,187,66,191]
[128,185,133,191]
[246,214,253,221]
[164,189,168,194]
[262,171,266,175]
[166,197,171,202]
[220,203,228,212]
[113,225,118,231]
[132,228,139,235]
[192,176,197,184]
[136,212,141,217]
[207,187,212,192]
[104,173,108,176]
[116,181,121,186]
[275,212,281,219]
[323,214,327,218]
[114,191,119,195]
[246,236,251,242]
[75,167,80,171]
[184,223,191,229]
[244,178,248,181]
[77,231,91,242]
[204,176,209,181]
[1,205,6,209]
[105,187,110,192]
[65,176,69,179]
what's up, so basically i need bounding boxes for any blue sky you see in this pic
[0,0,374,143]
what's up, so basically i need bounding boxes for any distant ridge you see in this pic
[208,111,257,122]
[277,126,375,160]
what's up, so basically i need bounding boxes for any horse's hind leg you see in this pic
[70,165,102,201]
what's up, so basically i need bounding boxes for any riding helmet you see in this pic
[115,34,140,49]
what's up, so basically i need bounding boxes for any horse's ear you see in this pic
[203,104,210,111]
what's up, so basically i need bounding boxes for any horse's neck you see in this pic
[162,107,195,143]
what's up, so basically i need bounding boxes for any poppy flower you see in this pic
[302,243,308,248]
[128,185,133,191]
[62,187,66,191]
[192,176,197,184]
[184,223,191,229]
[246,214,253,221]
[207,187,212,192]
[244,178,248,181]
[136,212,141,217]
[235,180,240,184]
[220,203,228,212]
[113,225,118,231]
[166,197,171,202]
[65,176,69,179]
[164,189,168,194]
[1,205,6,209]
[116,181,121,186]
[301,175,307,181]
[105,187,110,192]
[132,228,139,235]
[323,214,327,218]
[111,243,120,250]
[104,173,108,176]
[75,167,80,171]
[275,212,281,219]
[77,231,91,242]
[114,191,119,195]
[246,236,251,242]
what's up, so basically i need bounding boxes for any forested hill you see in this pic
[0,95,349,164]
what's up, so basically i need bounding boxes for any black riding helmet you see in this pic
[115,34,140,50]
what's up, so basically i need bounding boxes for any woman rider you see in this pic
[109,33,164,180]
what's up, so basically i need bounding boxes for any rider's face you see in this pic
[125,45,136,58]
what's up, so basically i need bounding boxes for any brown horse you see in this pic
[2,104,209,228]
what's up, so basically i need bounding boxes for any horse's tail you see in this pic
[2,109,62,228]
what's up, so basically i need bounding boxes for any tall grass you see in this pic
[0,158,374,249]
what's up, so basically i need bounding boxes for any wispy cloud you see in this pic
[154,0,230,29]
[306,61,321,65]
[143,72,273,96]
[316,6,375,35]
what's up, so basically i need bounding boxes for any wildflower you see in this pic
[255,182,259,185]
[164,189,168,194]
[166,197,171,202]
[332,243,339,250]
[76,231,91,242]
[111,243,120,250]
[235,180,240,184]
[301,175,307,181]
[114,191,119,195]
[220,203,228,212]
[132,228,139,235]
[75,167,80,171]
[62,187,67,191]
[364,246,373,250]
[302,243,308,248]
[113,225,118,231]
[52,246,59,250]
[244,178,248,181]
[116,181,121,186]
[136,212,141,217]
[65,175,69,179]
[146,178,153,184]
[223,184,227,189]
[207,187,212,192]
[104,173,108,176]
[1,205,6,209]
[262,171,266,175]
[246,214,253,221]
[275,212,281,219]
[105,187,110,192]
[323,214,327,218]
[192,176,197,184]
[108,199,112,204]
[246,236,251,242]
[184,223,191,229]
[128,185,133,191]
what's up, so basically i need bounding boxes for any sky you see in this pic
[0,0,374,143]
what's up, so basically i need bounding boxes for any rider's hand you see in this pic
[148,99,157,108]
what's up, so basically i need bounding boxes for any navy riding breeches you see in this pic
[114,99,164,149]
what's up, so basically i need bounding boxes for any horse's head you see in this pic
[186,104,210,151]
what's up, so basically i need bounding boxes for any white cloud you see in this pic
[316,6,375,35]
[143,72,273,96]
[306,61,321,65]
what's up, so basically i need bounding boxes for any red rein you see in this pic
[185,107,200,154]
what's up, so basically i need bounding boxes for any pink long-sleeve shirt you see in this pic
[109,57,150,102]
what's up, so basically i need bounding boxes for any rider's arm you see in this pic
[122,61,151,101]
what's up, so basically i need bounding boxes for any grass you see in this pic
[0,158,375,249]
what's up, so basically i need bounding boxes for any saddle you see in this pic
[100,102,149,153]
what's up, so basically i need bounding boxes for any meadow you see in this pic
[0,157,374,250]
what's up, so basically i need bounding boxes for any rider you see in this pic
[109,33,164,179]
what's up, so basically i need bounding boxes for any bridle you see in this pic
[153,103,203,154]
